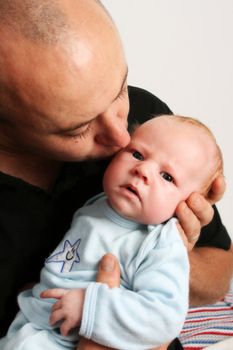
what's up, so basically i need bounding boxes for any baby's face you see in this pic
[103,116,216,225]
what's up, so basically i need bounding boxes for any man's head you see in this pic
[0,0,130,162]
[103,115,223,225]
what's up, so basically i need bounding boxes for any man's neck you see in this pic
[0,151,62,191]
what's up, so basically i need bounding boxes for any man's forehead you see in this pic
[46,65,128,133]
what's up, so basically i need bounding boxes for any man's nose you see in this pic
[95,111,130,148]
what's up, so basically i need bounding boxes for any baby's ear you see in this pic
[206,175,226,205]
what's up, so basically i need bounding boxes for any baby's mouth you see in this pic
[125,184,141,201]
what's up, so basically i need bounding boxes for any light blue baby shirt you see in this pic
[1,194,189,350]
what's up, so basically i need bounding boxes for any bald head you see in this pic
[0,0,69,44]
[0,0,125,117]
[0,0,129,164]
[0,0,109,45]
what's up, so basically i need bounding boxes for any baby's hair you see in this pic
[159,114,224,197]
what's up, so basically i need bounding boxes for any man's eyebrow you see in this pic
[55,67,128,134]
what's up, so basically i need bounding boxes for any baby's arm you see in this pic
[78,255,169,350]
[42,220,188,349]
[41,288,85,336]
[79,220,189,349]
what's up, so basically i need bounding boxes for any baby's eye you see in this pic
[132,151,144,161]
[161,172,173,182]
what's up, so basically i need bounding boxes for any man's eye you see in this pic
[161,172,173,182]
[63,123,91,138]
[132,151,144,161]
[117,86,128,101]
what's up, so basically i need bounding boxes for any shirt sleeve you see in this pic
[79,220,189,350]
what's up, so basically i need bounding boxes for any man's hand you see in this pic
[175,175,232,306]
[96,253,121,287]
[189,246,233,306]
[175,175,225,248]
[41,288,85,336]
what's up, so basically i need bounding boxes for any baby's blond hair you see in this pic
[159,114,223,197]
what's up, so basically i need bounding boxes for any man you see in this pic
[0,1,232,349]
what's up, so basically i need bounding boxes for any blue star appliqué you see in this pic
[46,239,81,273]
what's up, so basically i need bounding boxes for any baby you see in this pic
[0,115,223,350]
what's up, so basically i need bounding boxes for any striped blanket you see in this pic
[179,293,233,349]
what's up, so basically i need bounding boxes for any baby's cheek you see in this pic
[145,200,175,225]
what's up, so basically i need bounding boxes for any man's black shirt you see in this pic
[0,86,230,346]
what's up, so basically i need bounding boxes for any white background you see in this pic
[101,0,233,238]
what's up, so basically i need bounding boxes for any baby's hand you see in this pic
[40,288,85,336]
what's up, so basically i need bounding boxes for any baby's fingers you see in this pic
[60,319,74,336]
[49,309,64,326]
[51,300,62,312]
[40,288,68,300]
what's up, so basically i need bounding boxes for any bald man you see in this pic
[0,1,232,350]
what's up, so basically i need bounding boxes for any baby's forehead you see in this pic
[131,116,176,139]
[136,116,175,131]
[130,116,215,155]
[133,116,209,139]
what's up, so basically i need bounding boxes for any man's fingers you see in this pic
[176,223,197,251]
[186,193,214,227]
[96,254,120,288]
[175,200,201,243]
[176,193,215,247]
[176,223,188,248]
